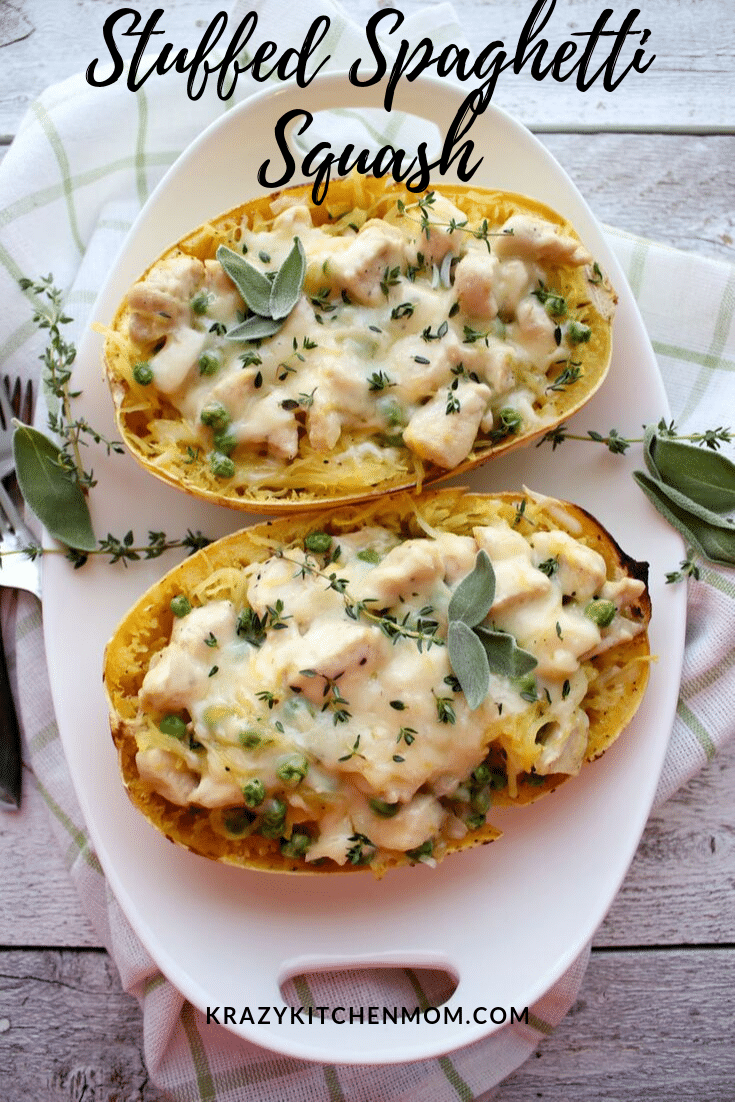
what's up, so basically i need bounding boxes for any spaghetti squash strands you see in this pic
[103,489,650,877]
[102,178,616,513]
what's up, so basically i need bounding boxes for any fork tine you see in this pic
[21,380,34,424]
[0,378,13,433]
[0,481,25,535]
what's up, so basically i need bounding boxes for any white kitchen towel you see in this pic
[1,1,733,1099]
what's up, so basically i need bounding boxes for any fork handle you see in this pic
[0,626,22,809]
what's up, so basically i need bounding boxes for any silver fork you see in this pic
[0,377,40,810]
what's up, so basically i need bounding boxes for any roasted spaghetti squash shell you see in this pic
[102,178,616,514]
[103,489,650,876]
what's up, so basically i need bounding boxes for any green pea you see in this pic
[133,361,153,385]
[169,594,191,618]
[223,807,255,836]
[466,810,487,829]
[200,402,230,431]
[191,290,210,315]
[276,754,309,787]
[198,348,222,376]
[280,832,311,859]
[497,407,523,435]
[158,714,187,739]
[471,764,491,786]
[567,321,592,344]
[304,531,332,553]
[213,429,237,457]
[242,778,266,808]
[238,730,263,750]
[406,839,433,861]
[470,787,491,814]
[260,798,287,839]
[584,598,616,628]
[210,452,235,479]
[369,798,400,818]
[356,548,381,564]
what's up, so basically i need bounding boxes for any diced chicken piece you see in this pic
[403,381,492,469]
[140,602,238,712]
[600,575,646,609]
[530,530,607,602]
[445,334,514,394]
[306,393,341,452]
[150,327,208,395]
[305,813,355,865]
[582,614,645,659]
[509,603,601,679]
[494,258,535,315]
[353,539,443,606]
[269,200,314,232]
[171,601,238,657]
[232,391,299,460]
[533,712,589,775]
[140,646,212,712]
[327,220,405,306]
[203,259,244,321]
[474,522,533,563]
[399,193,467,265]
[245,552,338,629]
[491,558,552,613]
[209,367,259,413]
[431,532,478,587]
[493,214,592,267]
[454,251,499,319]
[390,335,455,404]
[513,298,559,362]
[387,282,454,334]
[136,748,198,805]
[189,766,245,808]
[127,256,205,343]
[287,622,384,703]
[353,793,445,853]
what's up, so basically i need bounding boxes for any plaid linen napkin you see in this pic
[1,1,733,1098]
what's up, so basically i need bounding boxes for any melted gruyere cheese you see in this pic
[130,516,646,869]
[125,192,595,481]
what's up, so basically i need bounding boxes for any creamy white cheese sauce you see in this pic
[127,194,593,476]
[133,519,645,866]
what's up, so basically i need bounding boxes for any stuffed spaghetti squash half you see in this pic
[103,489,650,877]
[103,177,616,512]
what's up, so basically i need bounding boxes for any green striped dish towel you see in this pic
[0,1,732,1098]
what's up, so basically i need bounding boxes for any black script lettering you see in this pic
[86,8,165,89]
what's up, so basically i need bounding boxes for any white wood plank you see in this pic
[0,767,98,947]
[0,0,733,138]
[497,948,735,1101]
[0,946,732,1100]
[0,949,167,1101]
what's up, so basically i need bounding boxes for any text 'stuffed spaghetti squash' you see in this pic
[103,489,650,876]
[103,177,616,512]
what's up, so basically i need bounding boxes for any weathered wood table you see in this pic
[1,1,733,1098]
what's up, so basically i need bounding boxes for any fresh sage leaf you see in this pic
[13,424,96,551]
[633,470,735,568]
[474,625,539,680]
[634,466,735,530]
[269,237,306,320]
[447,620,490,710]
[447,550,495,627]
[644,429,735,514]
[216,245,272,316]
[225,314,283,342]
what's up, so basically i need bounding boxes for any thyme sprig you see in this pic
[395,193,514,253]
[10,277,213,564]
[538,419,733,454]
[275,548,444,652]
[18,275,125,492]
